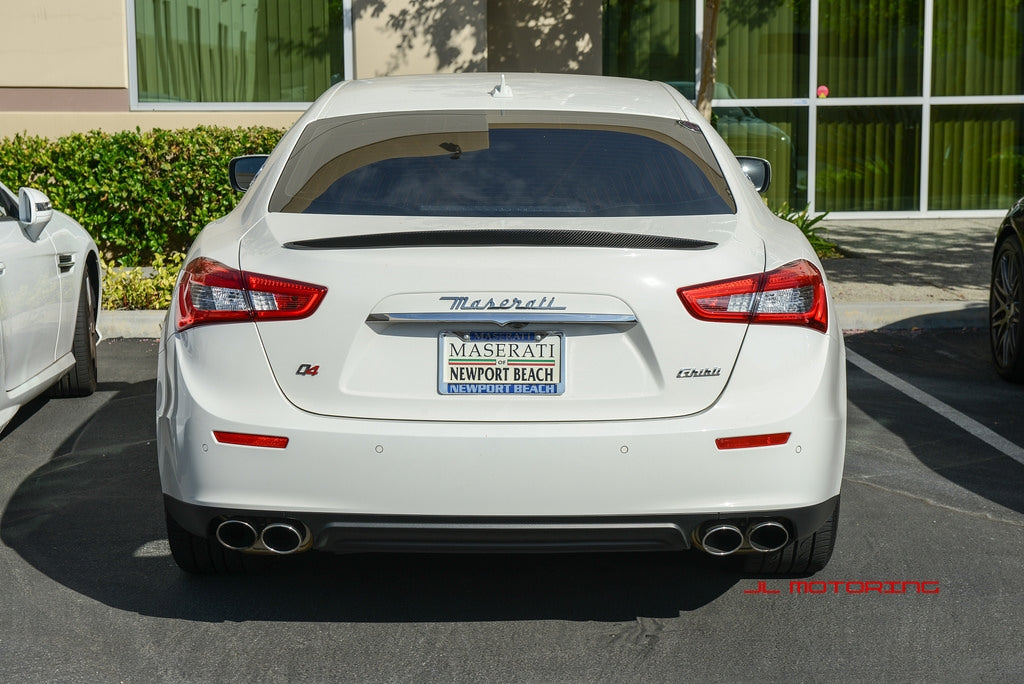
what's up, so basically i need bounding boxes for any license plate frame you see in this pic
[438,331,564,395]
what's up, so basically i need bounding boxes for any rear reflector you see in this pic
[677,259,828,332]
[175,257,327,331]
[715,433,791,450]
[213,431,290,449]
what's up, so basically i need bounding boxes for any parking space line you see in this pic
[847,349,1024,467]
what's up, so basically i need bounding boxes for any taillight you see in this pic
[677,259,828,332]
[175,257,327,332]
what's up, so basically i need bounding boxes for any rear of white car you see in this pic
[157,74,845,575]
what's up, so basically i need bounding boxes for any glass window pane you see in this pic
[717,1,809,99]
[816,107,921,212]
[932,0,1024,97]
[715,106,808,210]
[818,0,923,98]
[603,1,696,81]
[929,105,1024,210]
[134,0,344,103]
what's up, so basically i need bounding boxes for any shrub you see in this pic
[101,251,186,311]
[771,202,841,259]
[0,126,284,266]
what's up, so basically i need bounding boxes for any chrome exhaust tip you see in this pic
[260,522,306,555]
[747,521,790,553]
[700,523,744,556]
[215,519,258,550]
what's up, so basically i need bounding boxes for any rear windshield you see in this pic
[269,112,735,217]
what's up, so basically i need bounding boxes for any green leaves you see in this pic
[0,126,285,266]
[771,202,842,259]
[101,251,187,311]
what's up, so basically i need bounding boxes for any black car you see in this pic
[990,196,1024,380]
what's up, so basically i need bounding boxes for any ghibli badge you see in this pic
[677,367,722,378]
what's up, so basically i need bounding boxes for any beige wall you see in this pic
[352,0,488,77]
[0,0,128,88]
[349,0,602,78]
[488,0,601,74]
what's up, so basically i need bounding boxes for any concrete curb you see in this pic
[96,302,989,340]
[98,310,165,340]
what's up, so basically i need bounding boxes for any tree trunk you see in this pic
[696,0,721,122]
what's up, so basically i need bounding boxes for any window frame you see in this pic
[659,0,1021,218]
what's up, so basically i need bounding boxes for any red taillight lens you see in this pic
[213,431,289,449]
[677,259,828,332]
[175,257,327,332]
[715,432,791,450]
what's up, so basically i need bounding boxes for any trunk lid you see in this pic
[239,214,763,422]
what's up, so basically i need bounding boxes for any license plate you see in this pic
[439,331,564,395]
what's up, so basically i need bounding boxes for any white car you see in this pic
[0,182,100,434]
[157,73,846,575]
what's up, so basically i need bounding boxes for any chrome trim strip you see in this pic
[368,312,637,326]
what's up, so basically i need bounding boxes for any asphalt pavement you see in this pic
[4,329,1022,681]
[97,217,1000,338]
[6,218,1022,681]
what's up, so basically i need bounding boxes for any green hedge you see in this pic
[0,126,284,266]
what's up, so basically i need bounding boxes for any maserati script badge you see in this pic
[440,295,567,311]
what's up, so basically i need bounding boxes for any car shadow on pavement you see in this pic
[844,326,1024,519]
[0,396,46,440]
[1,354,743,623]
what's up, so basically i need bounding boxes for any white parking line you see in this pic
[847,349,1024,467]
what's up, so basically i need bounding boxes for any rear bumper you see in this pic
[165,494,841,554]
[156,321,847,548]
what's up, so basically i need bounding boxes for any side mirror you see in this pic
[736,156,772,194]
[229,155,269,192]
[18,187,54,240]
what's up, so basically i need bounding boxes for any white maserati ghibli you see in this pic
[157,73,846,575]
[1,182,100,435]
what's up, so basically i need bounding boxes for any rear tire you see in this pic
[49,271,97,397]
[165,509,271,575]
[989,236,1024,381]
[738,496,840,576]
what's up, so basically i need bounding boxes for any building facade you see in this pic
[0,0,1021,217]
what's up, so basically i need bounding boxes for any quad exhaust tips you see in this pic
[215,518,309,554]
[698,520,791,556]
[214,516,790,557]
